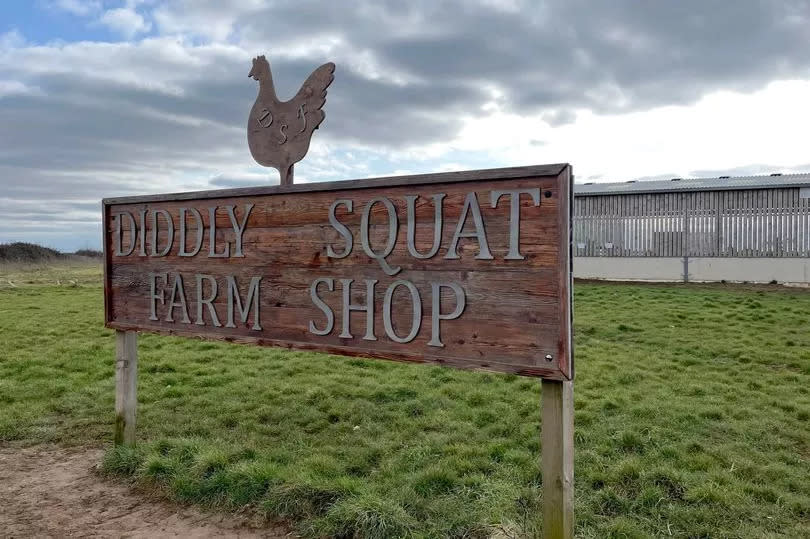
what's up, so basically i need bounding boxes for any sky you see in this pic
[1,0,809,252]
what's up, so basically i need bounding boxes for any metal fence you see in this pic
[573,187,810,257]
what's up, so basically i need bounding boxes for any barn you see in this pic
[572,173,810,284]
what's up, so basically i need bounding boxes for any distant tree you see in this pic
[0,242,63,262]
[73,249,103,258]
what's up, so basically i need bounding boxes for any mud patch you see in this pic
[0,445,292,538]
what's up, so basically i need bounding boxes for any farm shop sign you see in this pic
[103,164,573,379]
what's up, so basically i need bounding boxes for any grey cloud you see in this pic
[208,173,268,188]
[213,0,810,116]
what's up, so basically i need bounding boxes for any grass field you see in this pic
[0,259,102,288]
[1,262,808,538]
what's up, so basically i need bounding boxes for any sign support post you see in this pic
[114,329,138,446]
[541,378,574,539]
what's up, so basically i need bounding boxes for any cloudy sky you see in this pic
[1,0,810,251]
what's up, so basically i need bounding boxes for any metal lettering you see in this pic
[383,280,421,343]
[327,199,353,258]
[178,208,204,257]
[148,272,168,321]
[226,204,253,258]
[166,274,191,324]
[297,103,307,133]
[257,108,273,128]
[361,197,401,275]
[309,277,334,336]
[138,209,147,256]
[208,206,230,258]
[195,274,221,327]
[278,124,288,144]
[225,275,262,330]
[150,209,174,257]
[491,188,540,260]
[114,212,136,256]
[445,192,493,260]
[339,278,377,340]
[405,194,445,259]
[428,282,466,347]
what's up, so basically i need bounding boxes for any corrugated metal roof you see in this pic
[575,172,810,195]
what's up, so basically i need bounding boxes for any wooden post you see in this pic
[114,330,138,446]
[542,379,574,539]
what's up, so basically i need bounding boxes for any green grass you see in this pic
[1,263,809,537]
[0,259,103,288]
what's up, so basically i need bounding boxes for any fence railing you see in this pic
[573,187,810,257]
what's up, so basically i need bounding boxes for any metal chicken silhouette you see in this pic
[247,55,335,186]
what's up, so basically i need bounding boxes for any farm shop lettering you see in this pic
[111,204,265,331]
[325,189,544,272]
[147,272,262,329]
[112,204,253,258]
[112,188,544,345]
[309,188,544,345]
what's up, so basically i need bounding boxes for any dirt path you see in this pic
[0,445,292,538]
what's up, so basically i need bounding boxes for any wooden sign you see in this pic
[103,164,573,380]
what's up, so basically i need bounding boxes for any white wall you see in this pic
[574,257,810,285]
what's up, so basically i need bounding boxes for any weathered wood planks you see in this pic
[104,165,574,380]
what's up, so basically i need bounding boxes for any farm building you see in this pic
[572,173,810,284]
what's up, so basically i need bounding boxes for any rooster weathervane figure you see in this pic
[247,55,335,186]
